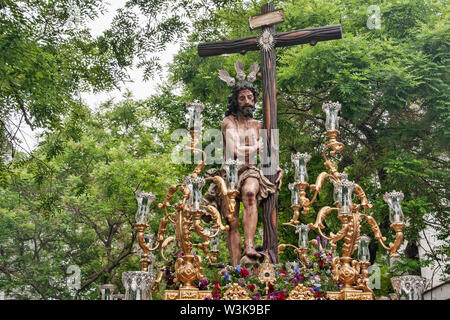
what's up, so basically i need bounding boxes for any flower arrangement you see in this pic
[205,237,339,300]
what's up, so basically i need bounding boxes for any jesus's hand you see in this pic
[276,166,283,190]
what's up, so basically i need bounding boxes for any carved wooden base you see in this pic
[164,288,212,300]
[326,289,374,300]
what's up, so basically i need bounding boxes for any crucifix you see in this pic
[198,3,342,263]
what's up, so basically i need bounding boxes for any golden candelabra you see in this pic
[134,102,240,300]
[279,101,406,300]
[131,101,405,301]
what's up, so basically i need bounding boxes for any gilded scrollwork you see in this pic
[354,184,372,210]
[281,104,405,301]
[160,236,175,261]
[310,171,330,193]
[287,284,315,300]
[222,283,251,300]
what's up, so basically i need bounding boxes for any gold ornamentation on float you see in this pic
[222,283,252,300]
[278,244,310,267]
[163,288,212,300]
[258,253,276,295]
[280,102,405,300]
[132,103,240,299]
[287,284,315,300]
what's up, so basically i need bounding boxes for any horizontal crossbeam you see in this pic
[198,24,342,57]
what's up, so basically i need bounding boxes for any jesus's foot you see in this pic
[244,246,262,259]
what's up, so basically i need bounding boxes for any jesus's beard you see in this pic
[239,103,256,118]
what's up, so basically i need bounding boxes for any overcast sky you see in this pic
[80,1,180,108]
[20,1,180,152]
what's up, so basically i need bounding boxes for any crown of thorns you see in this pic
[218,60,260,87]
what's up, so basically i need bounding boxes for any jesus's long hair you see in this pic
[225,81,259,118]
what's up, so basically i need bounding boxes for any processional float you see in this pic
[121,100,406,300]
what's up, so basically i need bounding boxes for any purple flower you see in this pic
[234,265,242,273]
[222,272,231,282]
[200,277,208,290]
[290,274,304,283]
[252,293,260,300]
[193,277,209,290]
[294,265,300,275]
[237,278,246,286]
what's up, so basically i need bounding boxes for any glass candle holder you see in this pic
[357,235,371,262]
[391,275,428,300]
[122,271,153,300]
[322,101,341,131]
[296,224,310,249]
[289,183,300,206]
[186,102,204,131]
[224,159,242,190]
[98,284,117,300]
[322,101,342,131]
[135,191,156,224]
[383,191,405,224]
[209,227,220,251]
[183,176,205,211]
[291,152,311,183]
[334,173,356,214]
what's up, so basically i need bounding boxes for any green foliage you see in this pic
[0,95,187,299]
[1,0,448,300]
[372,263,395,297]
[167,0,449,293]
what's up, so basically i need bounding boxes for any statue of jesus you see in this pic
[205,65,283,266]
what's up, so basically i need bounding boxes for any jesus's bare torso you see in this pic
[222,114,262,164]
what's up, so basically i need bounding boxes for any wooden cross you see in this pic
[198,3,342,263]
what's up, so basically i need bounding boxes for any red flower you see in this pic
[279,270,287,278]
[318,260,324,268]
[314,253,320,258]
[214,283,221,291]
[315,291,323,298]
[247,284,256,292]
[268,282,275,295]
[240,268,250,277]
[212,291,221,300]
